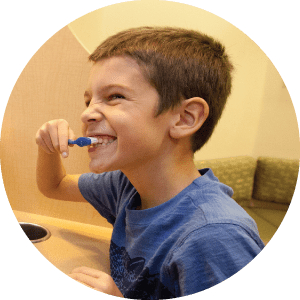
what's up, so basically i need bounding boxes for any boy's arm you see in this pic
[36,147,86,202]
[169,224,264,296]
[36,119,86,202]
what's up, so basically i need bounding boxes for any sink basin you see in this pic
[14,211,112,274]
[19,222,51,243]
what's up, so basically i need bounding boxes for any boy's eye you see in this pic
[108,94,125,101]
[84,94,124,107]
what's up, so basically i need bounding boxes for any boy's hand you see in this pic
[35,119,76,158]
[69,267,123,297]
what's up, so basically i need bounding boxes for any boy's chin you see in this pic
[89,160,117,174]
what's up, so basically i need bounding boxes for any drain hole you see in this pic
[19,222,51,243]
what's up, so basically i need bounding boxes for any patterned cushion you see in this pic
[252,157,299,204]
[194,156,257,202]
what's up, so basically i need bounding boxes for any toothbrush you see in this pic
[68,137,98,147]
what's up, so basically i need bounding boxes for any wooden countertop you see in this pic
[13,210,112,275]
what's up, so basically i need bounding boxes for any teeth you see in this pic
[91,138,116,147]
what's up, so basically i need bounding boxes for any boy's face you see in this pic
[81,56,174,174]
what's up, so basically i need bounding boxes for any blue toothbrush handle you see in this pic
[68,137,92,147]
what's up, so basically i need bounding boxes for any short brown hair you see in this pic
[89,27,233,152]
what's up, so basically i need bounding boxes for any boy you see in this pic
[36,27,264,299]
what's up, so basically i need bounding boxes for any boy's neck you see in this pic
[122,153,200,210]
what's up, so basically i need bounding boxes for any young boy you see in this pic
[36,27,264,299]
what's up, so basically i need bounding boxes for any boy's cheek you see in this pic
[81,123,87,136]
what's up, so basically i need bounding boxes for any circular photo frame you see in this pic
[1,1,299,300]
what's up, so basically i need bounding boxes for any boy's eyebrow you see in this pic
[84,84,134,98]
[102,84,134,92]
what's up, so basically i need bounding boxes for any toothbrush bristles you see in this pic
[88,137,98,145]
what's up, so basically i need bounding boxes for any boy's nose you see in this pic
[81,103,104,124]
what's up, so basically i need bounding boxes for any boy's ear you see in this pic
[169,97,209,140]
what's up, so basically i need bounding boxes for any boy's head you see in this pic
[89,26,233,153]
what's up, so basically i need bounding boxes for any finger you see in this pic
[69,274,93,288]
[68,127,76,148]
[38,131,56,153]
[36,123,57,153]
[71,266,102,278]
[70,268,122,296]
[69,273,104,290]
[37,138,53,154]
[47,124,60,152]
[57,121,70,155]
[68,127,76,140]
[68,275,96,290]
[35,130,53,154]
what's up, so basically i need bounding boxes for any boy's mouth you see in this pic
[89,135,117,148]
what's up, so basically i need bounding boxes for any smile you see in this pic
[88,135,117,151]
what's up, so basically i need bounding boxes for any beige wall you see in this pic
[253,59,299,158]
[1,26,111,227]
[68,0,299,160]
[1,1,299,227]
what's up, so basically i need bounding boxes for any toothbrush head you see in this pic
[88,137,98,145]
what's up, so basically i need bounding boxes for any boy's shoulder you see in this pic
[175,168,259,238]
[166,170,264,263]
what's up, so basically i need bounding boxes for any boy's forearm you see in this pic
[36,147,67,197]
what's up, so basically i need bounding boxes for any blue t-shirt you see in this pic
[78,168,264,299]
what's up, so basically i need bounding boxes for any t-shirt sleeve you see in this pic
[167,223,264,296]
[78,171,132,225]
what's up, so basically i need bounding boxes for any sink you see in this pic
[19,222,51,243]
[14,211,112,274]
